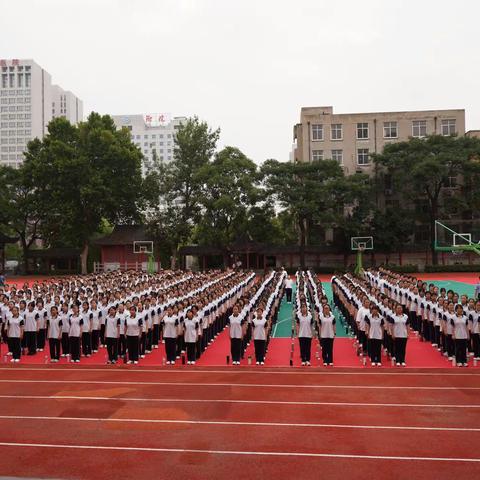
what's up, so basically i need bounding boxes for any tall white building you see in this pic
[112,113,186,173]
[0,58,83,168]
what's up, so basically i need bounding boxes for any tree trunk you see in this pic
[299,217,306,270]
[80,242,89,275]
[170,246,177,270]
[20,236,29,274]
[429,202,438,266]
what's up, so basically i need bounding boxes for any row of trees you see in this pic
[1,113,480,273]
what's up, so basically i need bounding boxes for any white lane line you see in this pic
[0,394,479,409]
[0,442,478,463]
[0,415,478,432]
[0,379,478,390]
[0,367,479,377]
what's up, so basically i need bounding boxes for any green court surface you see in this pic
[428,280,475,298]
[272,282,349,338]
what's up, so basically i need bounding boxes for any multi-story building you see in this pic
[293,106,466,175]
[0,58,83,168]
[112,113,186,173]
[51,84,83,124]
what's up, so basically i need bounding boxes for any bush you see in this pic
[425,264,480,273]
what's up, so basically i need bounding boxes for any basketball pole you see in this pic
[354,248,364,276]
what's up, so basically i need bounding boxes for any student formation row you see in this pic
[333,268,479,367]
[0,270,258,364]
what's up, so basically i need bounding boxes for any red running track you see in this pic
[0,366,479,479]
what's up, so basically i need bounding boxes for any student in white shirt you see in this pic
[23,301,38,355]
[47,306,62,362]
[117,303,127,359]
[35,300,48,352]
[68,305,83,363]
[252,307,268,365]
[319,304,336,366]
[105,306,120,364]
[443,302,456,360]
[452,305,469,367]
[468,301,480,360]
[228,305,243,365]
[125,305,142,364]
[184,309,200,364]
[6,306,24,362]
[60,303,70,357]
[162,306,178,364]
[390,303,409,366]
[80,302,92,357]
[365,304,384,366]
[296,303,313,366]
[89,300,101,353]
[285,277,293,303]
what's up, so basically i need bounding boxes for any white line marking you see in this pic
[0,414,478,432]
[0,394,479,409]
[0,367,478,377]
[0,379,477,390]
[0,442,478,463]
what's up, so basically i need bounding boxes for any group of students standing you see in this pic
[333,272,409,366]
[226,270,284,365]
[0,269,254,365]
[365,268,479,367]
[294,270,337,366]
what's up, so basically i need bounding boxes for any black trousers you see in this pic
[164,337,177,362]
[127,335,139,362]
[118,334,127,357]
[146,328,153,352]
[196,338,202,359]
[176,334,185,356]
[186,342,196,362]
[49,338,60,360]
[394,337,407,363]
[106,337,118,362]
[254,339,266,363]
[359,330,368,353]
[472,333,480,358]
[81,332,92,356]
[24,331,37,355]
[69,336,80,361]
[140,332,146,356]
[299,337,312,362]
[100,324,106,346]
[152,324,160,346]
[320,337,334,364]
[455,339,467,364]
[8,337,21,360]
[434,326,441,347]
[230,337,242,362]
[37,328,46,349]
[285,288,292,303]
[61,332,69,355]
[91,330,100,351]
[369,338,382,363]
[446,334,455,357]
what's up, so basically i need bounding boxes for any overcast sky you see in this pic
[2,0,479,163]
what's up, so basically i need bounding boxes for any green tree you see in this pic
[144,116,220,268]
[194,147,260,255]
[262,159,365,268]
[373,135,480,264]
[25,114,144,273]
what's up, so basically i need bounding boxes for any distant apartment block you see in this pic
[293,106,466,175]
[0,58,83,168]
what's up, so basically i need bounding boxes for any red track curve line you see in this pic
[1,415,479,432]
[1,367,479,377]
[0,379,479,390]
[0,442,479,463]
[1,395,479,409]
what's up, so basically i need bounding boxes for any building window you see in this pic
[357,122,369,139]
[444,176,457,188]
[357,148,370,165]
[331,124,343,140]
[331,149,343,164]
[25,73,31,87]
[311,149,323,161]
[441,119,456,136]
[383,121,398,138]
[412,120,427,138]
[311,124,323,141]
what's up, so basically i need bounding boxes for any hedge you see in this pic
[424,264,480,273]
